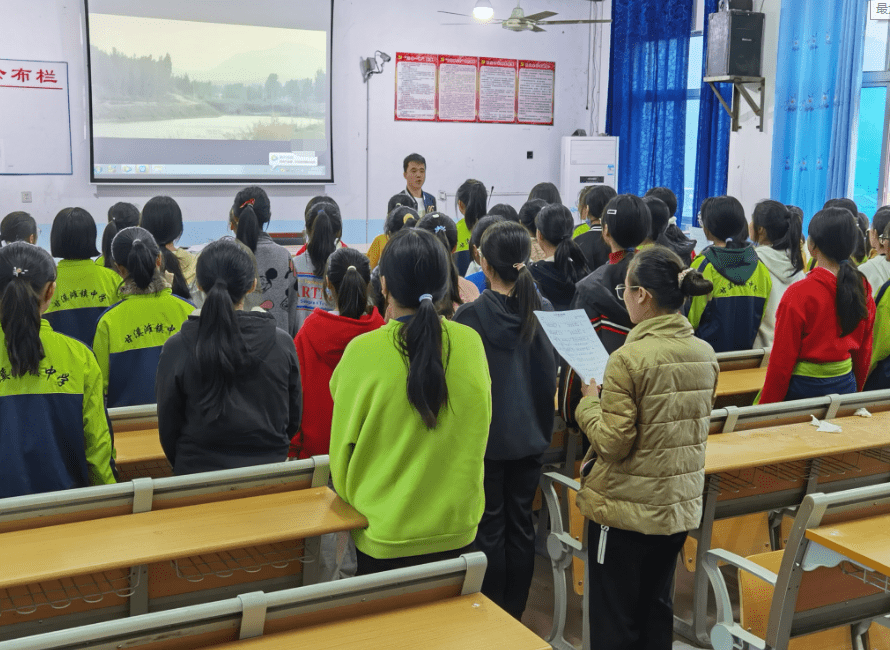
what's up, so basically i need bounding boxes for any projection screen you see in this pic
[85,0,333,184]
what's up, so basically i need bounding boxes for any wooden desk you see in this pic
[212,594,550,650]
[114,428,164,465]
[0,489,366,590]
[806,514,890,577]
[715,367,766,398]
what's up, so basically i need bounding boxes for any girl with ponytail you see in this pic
[98,203,139,268]
[0,243,116,497]
[415,211,480,318]
[453,220,558,619]
[329,228,491,575]
[293,248,384,460]
[530,204,590,310]
[751,200,806,348]
[140,196,194,300]
[293,199,345,332]
[575,246,718,649]
[156,237,301,475]
[93,227,194,408]
[453,179,489,275]
[760,208,876,403]
[230,187,298,335]
[43,207,122,345]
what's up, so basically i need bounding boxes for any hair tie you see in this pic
[513,262,526,271]
[725,237,733,243]
[434,225,446,233]
[419,293,433,303]
[12,267,27,277]
[346,265,357,272]
[403,213,414,224]
[678,268,693,286]
[840,259,851,266]
[668,217,677,226]
[239,198,255,210]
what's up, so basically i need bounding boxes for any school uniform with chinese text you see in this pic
[93,277,194,408]
[43,260,121,345]
[292,243,344,332]
[0,319,116,498]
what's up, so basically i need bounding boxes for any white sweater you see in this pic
[857,254,890,297]
[754,245,806,349]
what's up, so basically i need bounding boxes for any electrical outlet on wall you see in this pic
[438,190,447,202]
[21,192,32,203]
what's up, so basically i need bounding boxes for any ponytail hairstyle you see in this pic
[416,212,461,317]
[325,247,372,320]
[809,207,869,337]
[305,195,338,220]
[518,199,548,236]
[752,200,804,275]
[480,221,541,342]
[141,197,191,300]
[111,227,162,290]
[378,228,451,429]
[641,196,671,241]
[602,195,652,250]
[627,245,713,311]
[487,203,520,223]
[193,238,257,417]
[231,186,272,253]
[50,207,100,259]
[305,201,343,277]
[584,186,618,224]
[385,205,419,236]
[1,211,38,245]
[528,182,562,205]
[700,196,748,249]
[535,204,590,283]
[455,179,488,232]
[0,243,56,377]
[101,203,140,269]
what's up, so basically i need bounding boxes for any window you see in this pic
[683,34,704,225]
[854,17,890,212]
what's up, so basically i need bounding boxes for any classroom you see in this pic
[2,0,890,649]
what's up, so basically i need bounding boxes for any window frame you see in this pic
[861,19,890,207]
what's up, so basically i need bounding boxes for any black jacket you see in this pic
[570,254,635,354]
[156,310,301,475]
[576,226,610,271]
[530,260,578,311]
[454,290,557,460]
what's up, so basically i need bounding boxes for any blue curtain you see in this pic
[770,0,867,227]
[607,0,694,218]
[691,0,732,227]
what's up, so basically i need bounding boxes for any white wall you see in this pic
[725,0,780,218]
[2,0,610,245]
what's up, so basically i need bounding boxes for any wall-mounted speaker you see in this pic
[706,10,765,78]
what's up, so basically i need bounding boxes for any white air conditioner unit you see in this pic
[560,136,619,226]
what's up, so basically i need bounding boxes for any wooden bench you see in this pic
[715,347,769,372]
[542,411,890,650]
[0,458,367,641]
[705,483,890,650]
[0,553,550,650]
[114,428,170,480]
[108,404,158,433]
[714,366,766,408]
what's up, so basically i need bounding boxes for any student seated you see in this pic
[466,215,507,293]
[688,196,771,353]
[857,206,890,296]
[574,246,718,650]
[645,187,696,261]
[156,238,301,475]
[294,200,344,332]
[329,228,492,575]
[750,200,806,349]
[571,195,651,354]
[230,186,297,335]
[518,199,549,263]
[292,248,384,460]
[530,204,590,310]
[97,203,140,269]
[760,208,875,403]
[575,185,618,272]
[0,243,116,498]
[93,227,194,408]
[138,197,193,301]
[43,207,122,345]
[415,212,480,317]
[454,179,489,275]
[454,221,557,620]
[1,211,38,245]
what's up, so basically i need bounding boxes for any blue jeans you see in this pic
[785,372,856,402]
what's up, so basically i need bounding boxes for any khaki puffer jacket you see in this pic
[575,312,719,536]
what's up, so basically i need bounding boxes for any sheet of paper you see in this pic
[535,309,610,385]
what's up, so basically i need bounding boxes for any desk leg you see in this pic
[674,474,718,646]
[303,535,321,584]
[129,564,149,616]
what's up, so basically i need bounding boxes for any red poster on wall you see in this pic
[437,55,478,123]
[394,52,438,121]
[478,57,518,124]
[517,60,555,126]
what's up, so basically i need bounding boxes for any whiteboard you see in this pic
[0,59,73,175]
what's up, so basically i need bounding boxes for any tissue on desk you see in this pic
[855,407,872,418]
[810,415,843,433]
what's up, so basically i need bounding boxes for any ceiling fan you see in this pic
[438,2,611,33]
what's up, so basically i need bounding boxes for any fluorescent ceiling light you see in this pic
[473,0,495,21]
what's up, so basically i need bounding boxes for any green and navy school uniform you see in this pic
[688,246,771,353]
[454,218,472,276]
[866,278,890,391]
[44,260,122,345]
[93,287,194,408]
[0,319,116,498]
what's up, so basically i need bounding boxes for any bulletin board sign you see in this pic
[394,52,554,126]
[0,59,73,175]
